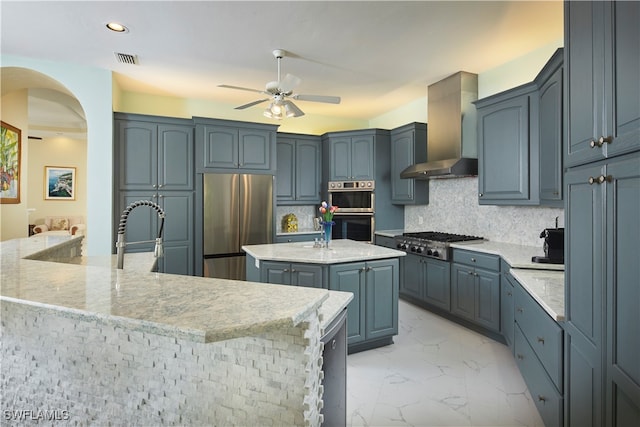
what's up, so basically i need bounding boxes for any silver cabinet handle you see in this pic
[158,184,163,188]
[479,193,483,197]
[537,337,545,345]
[590,136,612,148]
[516,307,524,313]
[538,395,547,403]
[588,175,609,185]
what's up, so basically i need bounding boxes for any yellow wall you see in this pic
[27,136,87,228]
[1,89,29,241]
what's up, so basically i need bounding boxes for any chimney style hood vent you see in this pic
[401,71,478,179]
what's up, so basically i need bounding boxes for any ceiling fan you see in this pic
[218,49,341,119]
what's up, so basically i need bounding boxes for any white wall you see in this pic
[27,136,87,227]
[1,56,113,255]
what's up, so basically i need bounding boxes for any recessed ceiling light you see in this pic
[106,22,128,33]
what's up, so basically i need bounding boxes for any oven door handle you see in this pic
[332,211,375,216]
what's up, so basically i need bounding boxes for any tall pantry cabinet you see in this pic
[563,2,640,426]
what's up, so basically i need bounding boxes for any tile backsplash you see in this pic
[276,206,318,232]
[405,177,564,247]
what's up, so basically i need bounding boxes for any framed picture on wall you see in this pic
[0,121,22,204]
[44,166,76,200]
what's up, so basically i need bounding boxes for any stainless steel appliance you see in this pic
[532,227,564,264]
[328,180,375,213]
[331,214,375,243]
[394,231,484,261]
[203,173,273,280]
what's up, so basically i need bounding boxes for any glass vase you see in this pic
[323,222,333,247]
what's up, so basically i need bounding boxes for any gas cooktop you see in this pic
[394,231,484,261]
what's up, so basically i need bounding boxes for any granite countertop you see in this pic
[243,239,406,264]
[1,236,353,343]
[374,229,404,238]
[510,269,565,321]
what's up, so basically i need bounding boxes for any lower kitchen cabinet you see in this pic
[501,260,515,354]
[451,249,501,332]
[329,259,399,352]
[260,261,324,288]
[401,253,450,311]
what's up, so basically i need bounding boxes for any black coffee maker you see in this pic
[532,219,564,264]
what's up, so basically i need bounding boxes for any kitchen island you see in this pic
[1,235,352,426]
[243,239,406,353]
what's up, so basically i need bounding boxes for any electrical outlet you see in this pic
[418,216,424,225]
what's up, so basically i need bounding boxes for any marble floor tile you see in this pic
[347,299,545,427]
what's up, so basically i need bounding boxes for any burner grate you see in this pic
[402,231,484,242]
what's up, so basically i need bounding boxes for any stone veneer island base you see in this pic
[1,235,352,426]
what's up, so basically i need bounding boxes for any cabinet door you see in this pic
[502,272,516,353]
[400,253,424,300]
[292,263,324,289]
[158,191,194,275]
[276,140,295,201]
[330,263,366,344]
[350,135,375,180]
[239,128,272,170]
[201,125,238,169]
[294,139,321,203]
[478,94,531,203]
[117,121,157,190]
[261,261,290,285]
[538,65,563,205]
[565,1,640,167]
[365,259,399,340]
[158,124,193,190]
[450,263,476,322]
[391,128,414,202]
[330,137,352,180]
[564,163,605,427]
[606,155,640,425]
[474,269,501,332]
[423,258,451,311]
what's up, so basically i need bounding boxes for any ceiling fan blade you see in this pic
[218,84,267,95]
[235,98,270,110]
[292,94,341,104]
[280,73,301,93]
[284,100,305,117]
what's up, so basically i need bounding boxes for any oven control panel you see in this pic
[328,180,375,191]
[394,237,450,261]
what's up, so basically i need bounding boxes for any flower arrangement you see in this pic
[319,201,338,224]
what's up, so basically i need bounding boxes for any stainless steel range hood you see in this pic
[401,71,478,179]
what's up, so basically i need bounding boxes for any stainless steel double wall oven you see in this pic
[328,180,375,242]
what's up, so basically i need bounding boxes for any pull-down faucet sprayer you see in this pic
[116,200,166,270]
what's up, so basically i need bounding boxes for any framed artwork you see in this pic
[44,166,76,200]
[0,121,22,204]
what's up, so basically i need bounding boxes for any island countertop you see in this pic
[242,239,406,264]
[0,235,347,344]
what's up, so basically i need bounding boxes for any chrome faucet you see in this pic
[116,200,166,270]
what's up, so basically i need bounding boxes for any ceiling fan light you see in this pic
[263,102,284,119]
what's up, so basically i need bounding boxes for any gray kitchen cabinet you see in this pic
[115,115,194,191]
[536,48,564,207]
[474,83,539,205]
[565,1,640,168]
[501,261,515,354]
[275,233,319,243]
[276,133,321,205]
[564,2,640,426]
[117,190,194,276]
[329,259,399,352]
[194,117,278,173]
[401,253,450,312]
[322,131,375,180]
[451,249,501,332]
[390,123,429,204]
[260,261,324,288]
[564,153,640,427]
[114,113,195,276]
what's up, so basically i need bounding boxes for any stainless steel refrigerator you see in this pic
[203,173,273,280]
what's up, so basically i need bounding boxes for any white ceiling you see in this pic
[1,0,563,138]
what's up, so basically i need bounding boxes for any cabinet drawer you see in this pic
[514,326,563,427]
[514,280,563,391]
[452,249,500,271]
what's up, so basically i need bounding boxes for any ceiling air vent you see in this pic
[114,52,139,65]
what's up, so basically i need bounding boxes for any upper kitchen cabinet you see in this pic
[390,123,429,205]
[194,117,278,173]
[322,130,377,181]
[115,114,194,191]
[565,1,640,168]
[475,82,539,205]
[536,48,564,207]
[276,133,322,205]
